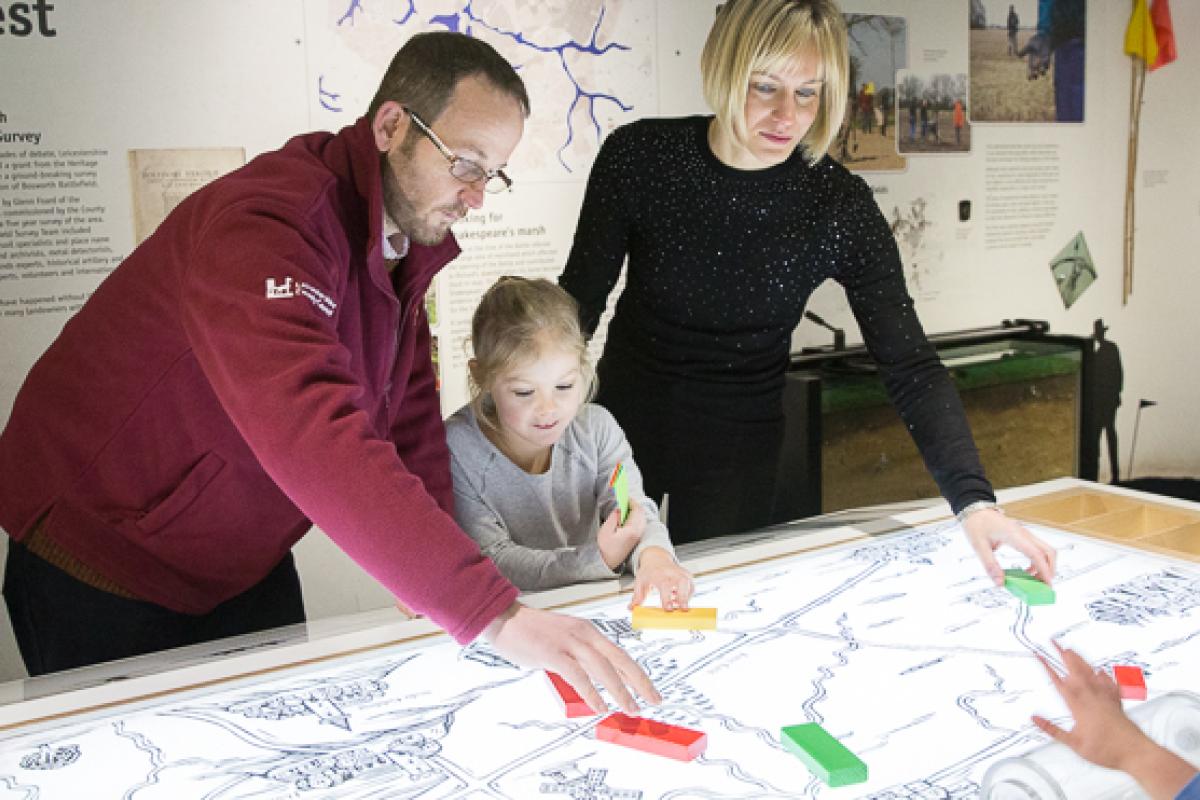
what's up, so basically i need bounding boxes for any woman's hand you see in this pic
[597,501,646,570]
[629,546,695,610]
[962,508,1057,586]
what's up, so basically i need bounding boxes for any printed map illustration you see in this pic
[2,519,1198,799]
[310,0,655,176]
[889,195,943,299]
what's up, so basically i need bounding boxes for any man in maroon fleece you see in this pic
[0,32,657,715]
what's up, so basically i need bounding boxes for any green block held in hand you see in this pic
[609,462,630,524]
[1004,568,1056,605]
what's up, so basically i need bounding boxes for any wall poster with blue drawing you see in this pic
[310,0,657,177]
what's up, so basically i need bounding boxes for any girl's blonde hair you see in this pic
[701,0,849,164]
[468,277,596,429]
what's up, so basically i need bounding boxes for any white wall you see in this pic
[1102,2,1200,478]
[0,1,1196,683]
[0,0,311,683]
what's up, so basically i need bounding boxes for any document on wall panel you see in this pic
[427,185,623,418]
[983,142,1062,251]
[128,149,246,244]
[0,130,125,327]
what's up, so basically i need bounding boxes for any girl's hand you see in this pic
[1032,642,1197,800]
[598,501,645,570]
[630,546,694,610]
[1032,642,1145,770]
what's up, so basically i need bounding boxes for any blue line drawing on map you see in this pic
[338,0,415,28]
[395,0,418,25]
[428,10,460,32]
[226,674,391,731]
[4,521,1199,798]
[337,0,365,26]
[540,757,642,798]
[462,640,520,669]
[457,0,633,171]
[1088,569,1200,625]
[319,74,343,112]
[106,656,539,796]
[18,745,79,770]
[328,1,636,172]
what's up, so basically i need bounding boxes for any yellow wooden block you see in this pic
[631,606,717,630]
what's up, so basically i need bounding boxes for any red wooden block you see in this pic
[1113,665,1147,700]
[545,671,594,718]
[595,712,707,761]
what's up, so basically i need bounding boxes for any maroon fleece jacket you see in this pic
[0,117,518,642]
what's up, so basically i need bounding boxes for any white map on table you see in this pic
[2,519,1199,799]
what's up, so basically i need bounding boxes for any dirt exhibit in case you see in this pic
[822,355,1079,513]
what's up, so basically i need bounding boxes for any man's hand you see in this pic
[962,508,1057,587]
[1018,33,1052,80]
[483,601,661,715]
[1033,643,1198,800]
[629,546,695,610]
[598,502,646,571]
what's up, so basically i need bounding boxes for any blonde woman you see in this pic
[560,0,1056,586]
[446,277,693,607]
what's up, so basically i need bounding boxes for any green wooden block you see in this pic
[1004,568,1056,605]
[609,462,630,524]
[780,723,868,787]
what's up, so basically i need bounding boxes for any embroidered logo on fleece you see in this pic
[265,277,337,317]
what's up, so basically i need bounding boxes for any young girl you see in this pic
[445,277,693,609]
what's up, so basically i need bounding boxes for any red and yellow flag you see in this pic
[1125,0,1177,71]
[1149,0,1177,70]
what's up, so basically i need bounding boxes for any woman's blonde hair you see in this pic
[467,277,596,429]
[701,0,849,164]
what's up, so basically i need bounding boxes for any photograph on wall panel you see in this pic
[896,70,971,155]
[969,0,1085,122]
[831,14,907,172]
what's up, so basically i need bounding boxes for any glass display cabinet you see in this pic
[773,321,1096,522]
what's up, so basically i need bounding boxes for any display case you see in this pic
[773,321,1095,522]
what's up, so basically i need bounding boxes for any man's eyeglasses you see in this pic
[404,107,512,194]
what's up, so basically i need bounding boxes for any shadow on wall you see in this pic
[1087,318,1122,482]
[1088,317,1185,497]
